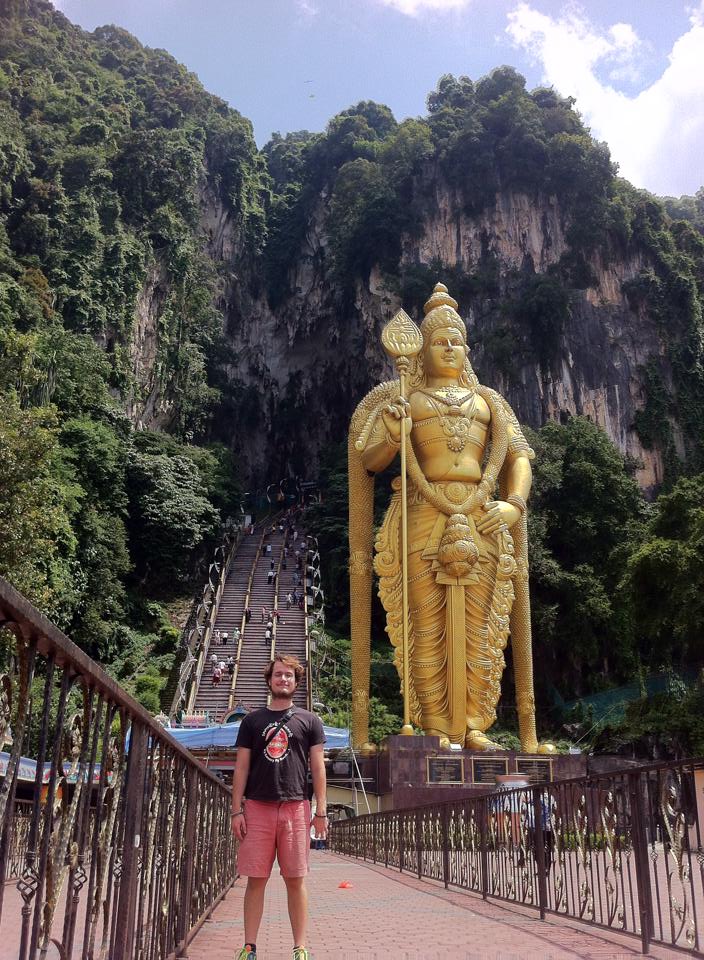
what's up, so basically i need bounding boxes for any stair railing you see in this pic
[170,524,242,722]
[228,526,267,712]
[304,534,324,712]
[269,537,286,661]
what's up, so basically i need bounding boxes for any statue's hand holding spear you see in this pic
[381,309,423,736]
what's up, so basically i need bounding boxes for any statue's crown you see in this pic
[421,282,466,342]
[423,282,458,315]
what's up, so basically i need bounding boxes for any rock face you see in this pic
[198,179,670,491]
[124,172,675,490]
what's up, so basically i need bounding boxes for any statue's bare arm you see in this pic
[476,423,533,536]
[360,397,410,474]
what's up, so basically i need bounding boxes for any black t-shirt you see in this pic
[236,707,325,802]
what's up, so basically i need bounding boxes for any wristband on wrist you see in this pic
[313,813,328,819]
[232,810,245,817]
[507,493,527,514]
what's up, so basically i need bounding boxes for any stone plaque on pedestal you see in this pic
[427,756,464,784]
[516,757,553,782]
[471,757,509,785]
[376,735,587,810]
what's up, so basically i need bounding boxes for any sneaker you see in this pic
[292,948,310,960]
[236,948,256,960]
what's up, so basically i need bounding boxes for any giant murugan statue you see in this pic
[349,283,552,754]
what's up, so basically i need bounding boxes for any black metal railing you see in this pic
[330,759,704,955]
[0,576,236,960]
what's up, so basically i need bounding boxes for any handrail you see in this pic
[229,525,266,711]
[269,534,285,661]
[303,570,312,712]
[330,753,704,957]
[186,541,237,713]
[304,533,324,712]
[169,524,242,721]
[0,575,236,960]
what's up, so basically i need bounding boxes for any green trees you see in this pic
[127,451,219,589]
[0,394,79,626]
[526,417,646,697]
[0,2,251,698]
[0,0,267,433]
[622,476,704,669]
[2,2,704,735]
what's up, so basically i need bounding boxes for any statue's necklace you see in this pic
[420,387,477,453]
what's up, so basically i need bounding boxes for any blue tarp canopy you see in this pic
[163,721,350,750]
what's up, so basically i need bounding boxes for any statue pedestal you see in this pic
[376,735,586,811]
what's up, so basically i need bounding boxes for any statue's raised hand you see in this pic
[380,396,411,444]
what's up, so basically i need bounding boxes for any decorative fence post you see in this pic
[532,786,548,920]
[442,803,450,890]
[479,796,489,901]
[113,724,149,960]
[176,766,199,959]
[628,769,653,955]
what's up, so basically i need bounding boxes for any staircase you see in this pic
[272,530,310,709]
[233,522,310,710]
[190,517,312,720]
[192,530,260,721]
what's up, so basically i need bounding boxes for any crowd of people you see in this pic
[211,651,237,685]
[207,506,310,690]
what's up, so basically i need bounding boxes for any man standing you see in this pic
[232,655,327,960]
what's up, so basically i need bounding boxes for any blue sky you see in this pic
[53,0,703,197]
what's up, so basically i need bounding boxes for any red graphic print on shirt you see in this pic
[264,724,290,762]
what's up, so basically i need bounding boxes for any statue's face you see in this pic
[424,325,466,378]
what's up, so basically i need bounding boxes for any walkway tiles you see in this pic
[187,852,684,960]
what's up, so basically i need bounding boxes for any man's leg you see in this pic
[243,877,268,945]
[283,876,308,947]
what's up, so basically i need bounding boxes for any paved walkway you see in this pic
[187,852,685,960]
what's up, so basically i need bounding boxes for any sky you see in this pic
[51,0,704,198]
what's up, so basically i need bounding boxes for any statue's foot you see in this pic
[358,741,377,756]
[425,728,452,749]
[465,729,501,751]
[520,739,557,755]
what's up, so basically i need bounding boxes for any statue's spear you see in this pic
[381,310,423,736]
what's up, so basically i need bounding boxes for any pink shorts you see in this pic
[237,799,311,878]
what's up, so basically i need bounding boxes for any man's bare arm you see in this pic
[231,746,251,840]
[309,743,327,837]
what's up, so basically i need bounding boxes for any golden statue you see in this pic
[349,283,553,754]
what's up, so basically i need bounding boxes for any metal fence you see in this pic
[330,759,704,956]
[0,576,236,960]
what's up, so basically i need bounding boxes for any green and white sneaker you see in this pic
[236,947,256,960]
[292,948,310,960]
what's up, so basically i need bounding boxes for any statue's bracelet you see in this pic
[507,494,527,514]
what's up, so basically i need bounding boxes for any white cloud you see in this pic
[506,2,704,196]
[373,0,471,17]
[295,0,318,16]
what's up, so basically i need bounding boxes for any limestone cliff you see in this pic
[214,181,678,491]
